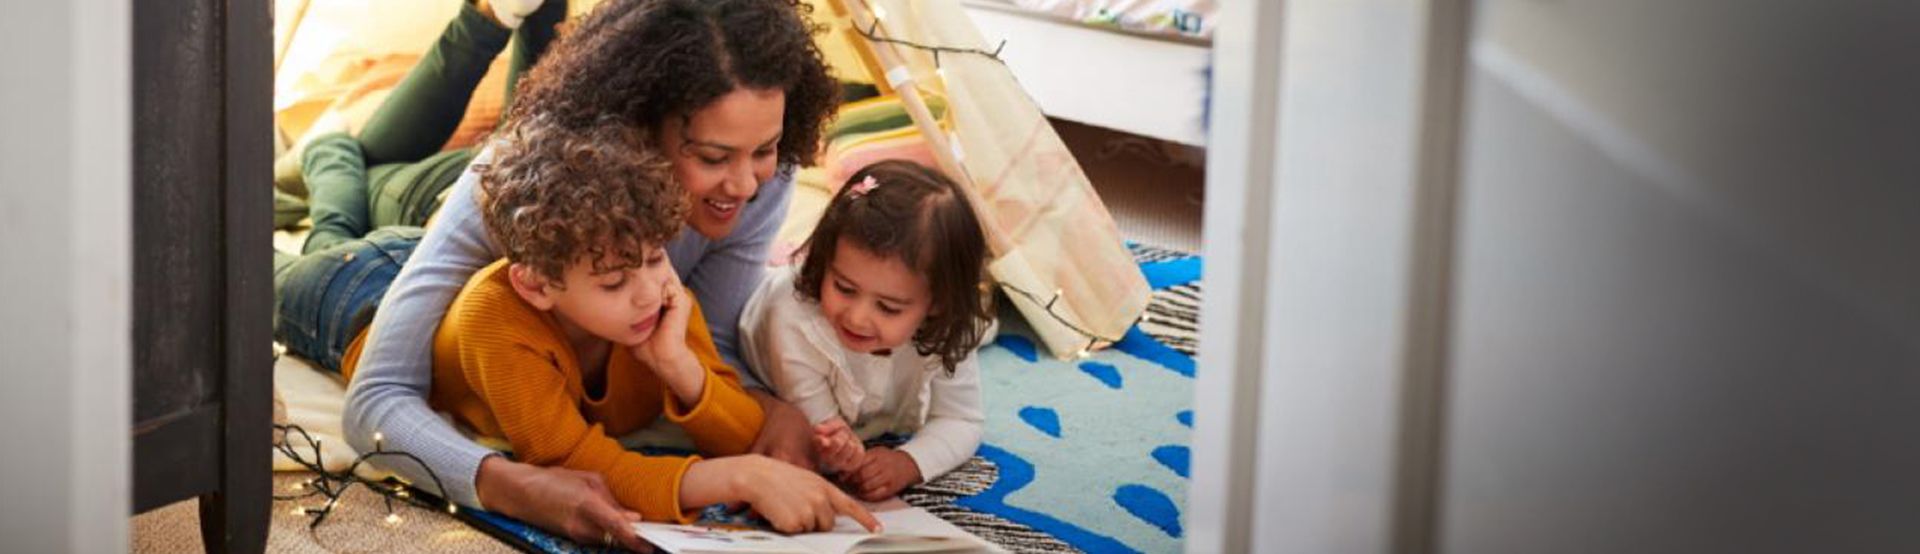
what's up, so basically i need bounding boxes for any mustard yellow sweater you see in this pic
[344,260,764,522]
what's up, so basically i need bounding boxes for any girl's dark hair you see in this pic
[794,161,993,374]
[504,0,839,167]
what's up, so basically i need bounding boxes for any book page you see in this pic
[789,500,1000,554]
[634,523,816,554]
[638,500,1001,554]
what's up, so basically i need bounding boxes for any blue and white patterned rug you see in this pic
[899,243,1200,554]
[461,244,1203,554]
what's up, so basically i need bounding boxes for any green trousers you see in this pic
[301,0,563,254]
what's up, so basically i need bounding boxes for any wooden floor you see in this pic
[1053,118,1206,253]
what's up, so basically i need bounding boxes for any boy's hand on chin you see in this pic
[630,274,697,374]
[631,273,709,407]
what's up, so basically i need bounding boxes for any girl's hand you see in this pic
[812,418,865,473]
[730,455,882,534]
[841,447,922,502]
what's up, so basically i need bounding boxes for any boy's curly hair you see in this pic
[505,0,840,167]
[478,115,685,285]
[794,161,993,374]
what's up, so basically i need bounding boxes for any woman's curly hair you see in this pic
[794,161,994,375]
[478,115,685,284]
[505,0,840,167]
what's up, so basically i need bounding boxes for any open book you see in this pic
[634,500,1002,554]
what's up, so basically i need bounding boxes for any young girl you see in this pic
[739,160,995,501]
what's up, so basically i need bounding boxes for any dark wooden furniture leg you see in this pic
[202,0,274,549]
[130,0,272,552]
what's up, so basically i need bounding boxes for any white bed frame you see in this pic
[960,0,1212,147]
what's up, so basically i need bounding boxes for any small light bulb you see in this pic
[385,513,403,526]
[290,482,305,491]
[447,504,459,515]
[870,2,888,22]
[373,432,384,443]
[395,490,410,499]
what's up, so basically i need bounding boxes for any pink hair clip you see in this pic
[849,175,880,197]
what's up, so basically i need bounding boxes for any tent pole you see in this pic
[273,0,314,75]
[841,0,1013,256]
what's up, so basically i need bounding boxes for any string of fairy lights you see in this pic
[273,423,456,530]
[851,17,1009,73]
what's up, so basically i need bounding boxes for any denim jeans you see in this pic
[275,227,426,373]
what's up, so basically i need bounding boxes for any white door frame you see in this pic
[0,0,133,551]
[1189,1,1472,551]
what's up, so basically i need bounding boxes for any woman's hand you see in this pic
[813,418,865,473]
[749,392,817,469]
[474,456,653,552]
[630,272,704,406]
[684,455,882,534]
[840,447,923,502]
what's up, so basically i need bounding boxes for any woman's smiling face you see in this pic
[659,87,786,240]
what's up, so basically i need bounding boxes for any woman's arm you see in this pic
[341,168,500,506]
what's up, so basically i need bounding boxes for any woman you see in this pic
[327,0,845,548]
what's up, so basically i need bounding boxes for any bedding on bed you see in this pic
[986,0,1215,40]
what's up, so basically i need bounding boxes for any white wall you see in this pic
[1186,0,1286,551]
[1195,0,1457,550]
[1438,1,1920,552]
[0,0,132,551]
[1194,0,1920,551]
